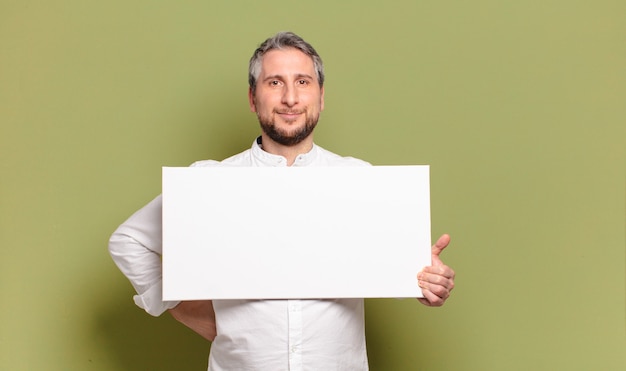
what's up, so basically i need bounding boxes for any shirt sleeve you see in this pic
[108,194,180,316]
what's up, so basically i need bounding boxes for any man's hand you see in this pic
[168,300,217,341]
[417,234,456,307]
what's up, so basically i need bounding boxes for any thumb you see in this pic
[431,234,451,266]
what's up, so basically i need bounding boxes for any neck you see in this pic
[260,133,314,166]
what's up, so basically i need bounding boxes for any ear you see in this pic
[248,88,256,112]
[320,86,325,111]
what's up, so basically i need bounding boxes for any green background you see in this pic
[1,1,624,370]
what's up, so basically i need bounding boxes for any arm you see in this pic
[168,300,217,341]
[109,195,218,340]
[417,234,456,307]
[108,195,180,316]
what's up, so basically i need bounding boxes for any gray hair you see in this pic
[248,31,324,94]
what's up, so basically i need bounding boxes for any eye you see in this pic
[270,80,281,86]
[297,79,309,85]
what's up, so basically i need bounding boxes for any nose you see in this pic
[281,84,298,107]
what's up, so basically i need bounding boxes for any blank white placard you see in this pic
[162,165,431,300]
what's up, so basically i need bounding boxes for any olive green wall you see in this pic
[1,1,624,370]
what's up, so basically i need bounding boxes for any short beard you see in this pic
[258,113,318,147]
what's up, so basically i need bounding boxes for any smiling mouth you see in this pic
[276,110,304,115]
[275,111,304,122]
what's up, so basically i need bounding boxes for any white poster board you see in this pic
[162,166,431,300]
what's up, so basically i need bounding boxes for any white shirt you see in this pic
[109,138,370,370]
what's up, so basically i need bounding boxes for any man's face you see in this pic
[249,48,325,147]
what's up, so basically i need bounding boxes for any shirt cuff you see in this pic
[133,280,180,316]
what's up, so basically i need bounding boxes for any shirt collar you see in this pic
[251,136,318,167]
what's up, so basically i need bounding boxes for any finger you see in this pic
[431,234,451,266]
[432,234,451,258]
[420,265,456,280]
[417,287,447,307]
[418,271,455,290]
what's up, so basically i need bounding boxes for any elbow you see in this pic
[108,229,126,260]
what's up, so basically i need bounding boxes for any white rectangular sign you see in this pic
[162,165,431,300]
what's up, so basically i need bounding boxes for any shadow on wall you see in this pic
[179,86,261,163]
[94,287,210,370]
[91,94,260,369]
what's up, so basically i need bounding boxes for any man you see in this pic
[109,31,455,370]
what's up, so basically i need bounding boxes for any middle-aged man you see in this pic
[109,31,456,370]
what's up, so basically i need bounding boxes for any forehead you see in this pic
[259,48,317,79]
